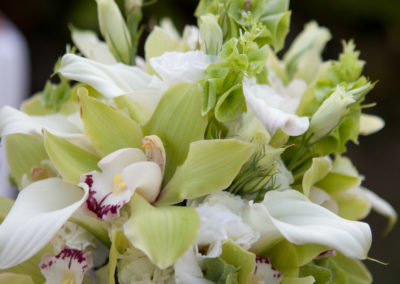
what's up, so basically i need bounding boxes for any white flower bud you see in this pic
[97,0,132,64]
[199,14,223,55]
[307,86,355,144]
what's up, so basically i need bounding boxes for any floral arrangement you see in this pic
[0,0,397,283]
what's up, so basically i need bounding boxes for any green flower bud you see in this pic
[307,86,355,144]
[199,14,223,55]
[97,0,132,64]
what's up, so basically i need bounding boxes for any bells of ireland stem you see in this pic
[199,14,223,55]
[97,0,133,65]
[306,86,355,144]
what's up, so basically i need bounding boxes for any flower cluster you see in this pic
[0,0,396,283]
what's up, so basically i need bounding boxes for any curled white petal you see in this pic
[359,114,385,135]
[244,189,371,259]
[0,178,88,268]
[58,54,158,98]
[242,78,309,136]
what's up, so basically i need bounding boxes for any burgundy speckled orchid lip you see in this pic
[82,173,124,221]
[40,246,93,284]
[253,256,283,283]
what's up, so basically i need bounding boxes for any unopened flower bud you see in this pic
[97,0,132,64]
[307,86,354,144]
[199,14,223,55]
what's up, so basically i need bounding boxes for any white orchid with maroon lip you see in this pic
[81,140,163,221]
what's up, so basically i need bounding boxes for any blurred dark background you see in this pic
[1,0,399,282]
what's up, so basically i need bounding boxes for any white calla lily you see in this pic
[149,51,215,91]
[243,189,371,259]
[0,178,88,269]
[81,148,162,221]
[58,54,159,98]
[71,28,117,64]
[0,106,83,138]
[242,77,309,136]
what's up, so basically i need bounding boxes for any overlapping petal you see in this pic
[0,178,88,268]
[242,78,309,136]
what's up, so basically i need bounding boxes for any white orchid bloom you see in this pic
[149,51,215,91]
[40,246,93,284]
[0,178,88,268]
[81,148,162,221]
[243,189,372,259]
[242,77,309,136]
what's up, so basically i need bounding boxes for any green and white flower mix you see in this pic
[0,0,396,283]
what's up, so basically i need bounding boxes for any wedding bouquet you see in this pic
[0,0,397,283]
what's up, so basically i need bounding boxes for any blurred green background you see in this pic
[1,0,399,282]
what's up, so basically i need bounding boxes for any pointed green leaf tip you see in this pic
[123,194,200,269]
[143,83,207,183]
[79,87,143,156]
[43,130,100,184]
[158,139,252,205]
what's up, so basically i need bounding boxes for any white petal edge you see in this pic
[71,28,117,64]
[0,178,88,268]
[363,187,397,230]
[242,79,309,136]
[0,106,82,138]
[123,161,163,202]
[58,54,158,98]
[244,189,371,259]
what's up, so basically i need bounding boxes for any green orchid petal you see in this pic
[107,231,129,284]
[21,93,79,116]
[158,139,252,205]
[44,130,100,184]
[0,178,88,268]
[264,240,299,277]
[0,196,13,223]
[260,11,291,52]
[294,244,329,267]
[79,88,143,156]
[203,257,238,284]
[123,194,200,269]
[315,253,372,284]
[220,240,256,284]
[0,273,34,284]
[302,158,331,196]
[5,134,49,188]
[316,172,360,194]
[143,83,207,182]
[299,263,331,284]
[334,187,371,221]
[280,276,315,284]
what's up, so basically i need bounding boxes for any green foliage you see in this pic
[204,257,239,284]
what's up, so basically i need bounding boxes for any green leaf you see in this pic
[0,273,34,284]
[158,139,252,205]
[5,134,49,188]
[123,194,200,269]
[0,244,53,283]
[143,83,207,182]
[44,130,100,184]
[220,240,256,284]
[79,88,143,156]
[302,158,331,196]
[204,257,238,284]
